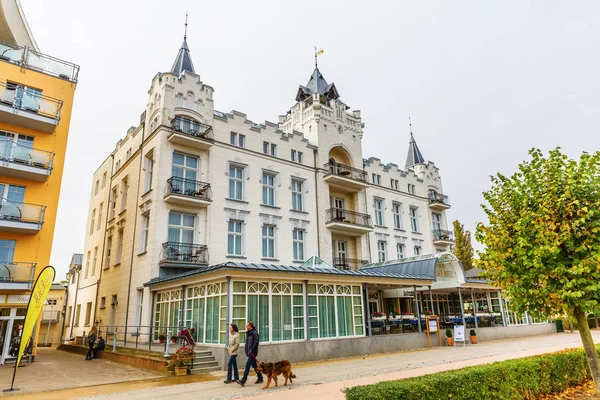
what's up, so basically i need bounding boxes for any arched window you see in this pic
[186,92,194,108]
[176,94,184,107]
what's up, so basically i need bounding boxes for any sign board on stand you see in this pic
[425,316,442,348]
[453,325,466,346]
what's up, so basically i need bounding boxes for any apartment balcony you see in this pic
[0,261,36,290]
[323,162,369,192]
[325,208,374,236]
[332,258,368,271]
[0,82,63,133]
[167,116,214,151]
[428,192,451,211]
[432,229,455,246]
[0,198,45,233]
[163,177,212,207]
[0,139,54,181]
[0,40,80,82]
[159,242,209,270]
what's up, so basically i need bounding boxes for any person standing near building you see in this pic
[237,321,263,387]
[85,326,97,360]
[224,324,240,383]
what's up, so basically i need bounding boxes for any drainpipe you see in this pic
[92,154,115,326]
[59,282,69,342]
[414,285,421,333]
[458,287,466,327]
[365,283,371,336]
[313,149,321,257]
[304,280,310,340]
[149,290,156,350]
[69,269,81,339]
[180,285,187,331]
[225,277,231,346]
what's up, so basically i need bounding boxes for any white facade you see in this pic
[74,37,453,334]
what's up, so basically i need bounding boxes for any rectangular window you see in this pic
[115,160,121,170]
[262,172,275,206]
[231,133,245,148]
[0,239,15,262]
[168,212,194,243]
[66,306,72,325]
[263,142,276,156]
[298,152,303,164]
[308,284,363,339]
[270,143,276,156]
[105,236,112,269]
[141,214,150,253]
[74,304,81,327]
[144,152,154,192]
[229,165,244,200]
[414,246,422,256]
[228,221,243,256]
[409,207,419,232]
[432,213,442,232]
[109,187,117,219]
[292,229,305,261]
[377,241,387,262]
[115,229,124,265]
[90,209,96,235]
[392,203,402,229]
[239,134,245,147]
[101,172,107,188]
[408,184,416,194]
[100,297,106,309]
[94,180,99,196]
[97,202,103,231]
[391,179,399,190]
[92,246,98,276]
[84,302,92,326]
[262,225,276,259]
[396,243,405,259]
[126,148,132,160]
[291,179,303,211]
[120,177,128,212]
[372,174,381,185]
[291,150,296,162]
[230,132,236,145]
[85,251,91,278]
[374,199,384,226]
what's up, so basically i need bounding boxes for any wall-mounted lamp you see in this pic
[111,299,118,310]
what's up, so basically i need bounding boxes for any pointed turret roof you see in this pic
[295,67,340,102]
[405,133,425,169]
[170,37,195,76]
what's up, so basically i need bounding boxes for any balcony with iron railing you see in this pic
[0,138,54,181]
[0,261,36,289]
[325,208,374,235]
[164,176,212,207]
[0,197,46,234]
[432,229,455,245]
[0,81,63,133]
[323,162,369,192]
[428,192,451,210]
[332,258,368,271]
[0,40,80,82]
[168,116,214,150]
[159,242,209,269]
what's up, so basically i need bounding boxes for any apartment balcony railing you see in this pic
[0,81,62,129]
[171,116,214,140]
[0,40,80,82]
[332,258,368,271]
[324,162,368,182]
[0,261,36,284]
[160,242,209,265]
[165,177,212,201]
[432,229,455,243]
[0,197,46,233]
[326,208,373,227]
[428,192,451,210]
[0,138,54,174]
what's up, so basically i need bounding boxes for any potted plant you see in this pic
[170,347,195,376]
[470,329,478,344]
[189,327,196,340]
[445,328,454,346]
[171,335,179,344]
[371,311,385,320]
[158,333,166,343]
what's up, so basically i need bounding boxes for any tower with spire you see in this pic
[405,118,425,170]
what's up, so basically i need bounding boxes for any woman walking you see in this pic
[85,325,98,360]
[224,323,240,383]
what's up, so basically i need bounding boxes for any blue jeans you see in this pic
[227,355,239,381]
[241,354,262,382]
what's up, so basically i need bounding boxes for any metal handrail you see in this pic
[171,116,214,140]
[332,258,368,271]
[428,192,450,206]
[0,196,46,225]
[0,261,36,283]
[160,241,209,264]
[326,208,373,227]
[432,229,454,241]
[324,162,368,182]
[165,176,212,201]
[0,81,63,121]
[0,138,54,170]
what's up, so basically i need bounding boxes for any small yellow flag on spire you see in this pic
[317,49,324,56]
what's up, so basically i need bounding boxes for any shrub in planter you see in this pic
[170,347,195,376]
[470,329,477,344]
[445,328,454,346]
[158,333,166,343]
[171,335,178,344]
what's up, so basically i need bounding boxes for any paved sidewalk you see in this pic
[63,331,595,400]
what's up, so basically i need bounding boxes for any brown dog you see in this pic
[256,360,296,389]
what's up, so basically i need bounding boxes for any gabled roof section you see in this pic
[295,67,340,102]
[301,256,333,269]
[71,253,83,267]
[170,37,195,76]
[405,133,425,169]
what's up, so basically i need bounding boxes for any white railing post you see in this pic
[164,330,171,358]
[112,329,117,352]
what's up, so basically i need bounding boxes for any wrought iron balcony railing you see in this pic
[166,177,212,201]
[0,138,54,170]
[324,162,368,183]
[428,192,450,206]
[0,40,80,82]
[171,116,214,140]
[0,261,36,283]
[326,208,373,227]
[432,229,455,242]
[332,258,368,271]
[160,242,209,264]
[0,197,46,225]
[0,81,62,121]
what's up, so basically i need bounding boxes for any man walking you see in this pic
[237,321,263,387]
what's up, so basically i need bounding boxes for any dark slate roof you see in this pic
[361,256,437,279]
[466,277,488,284]
[405,133,425,169]
[144,261,435,287]
[71,253,83,267]
[464,268,484,278]
[295,68,340,102]
[171,38,195,76]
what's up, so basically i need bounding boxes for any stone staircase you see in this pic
[190,348,220,374]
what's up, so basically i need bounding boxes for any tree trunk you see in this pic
[574,308,600,398]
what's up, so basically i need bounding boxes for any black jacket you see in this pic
[244,328,259,357]
[95,338,105,351]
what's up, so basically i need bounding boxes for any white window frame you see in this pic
[262,225,276,259]
[229,164,245,200]
[115,228,124,265]
[414,245,422,256]
[140,213,150,253]
[97,202,103,231]
[374,199,384,226]
[409,207,419,232]
[432,212,442,232]
[377,241,387,262]
[292,229,305,261]
[291,179,304,211]
[392,202,402,229]
[396,243,405,259]
[90,209,96,236]
[228,220,244,256]
[144,152,154,192]
[262,172,276,206]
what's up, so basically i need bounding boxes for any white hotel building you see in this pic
[65,33,458,348]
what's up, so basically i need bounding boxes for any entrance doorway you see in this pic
[333,240,348,269]
[0,307,26,365]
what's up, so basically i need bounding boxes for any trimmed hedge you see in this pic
[345,346,595,400]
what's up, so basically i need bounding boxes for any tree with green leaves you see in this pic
[453,220,474,270]
[476,148,600,396]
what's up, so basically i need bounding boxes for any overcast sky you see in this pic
[20,1,600,279]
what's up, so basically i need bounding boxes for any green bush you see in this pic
[345,347,593,400]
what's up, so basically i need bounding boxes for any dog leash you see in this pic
[250,351,260,364]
